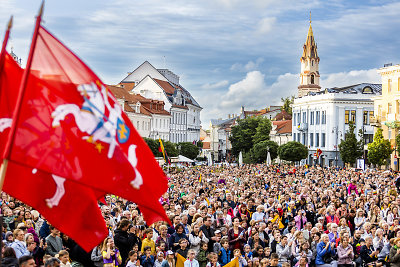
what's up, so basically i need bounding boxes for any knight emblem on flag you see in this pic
[117,118,130,144]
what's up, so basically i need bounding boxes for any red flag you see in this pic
[4,25,169,224]
[0,51,108,251]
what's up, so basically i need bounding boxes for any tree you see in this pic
[367,128,392,166]
[250,140,279,163]
[338,122,364,165]
[281,96,294,115]
[178,142,200,160]
[253,118,272,144]
[278,141,308,162]
[143,137,162,157]
[230,116,272,156]
[164,141,179,157]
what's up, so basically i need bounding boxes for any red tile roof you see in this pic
[203,142,210,149]
[154,79,175,95]
[273,110,292,121]
[273,120,292,134]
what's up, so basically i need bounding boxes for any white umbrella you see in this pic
[239,151,243,166]
[207,153,213,166]
[266,151,271,166]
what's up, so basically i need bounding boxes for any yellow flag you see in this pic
[176,253,186,267]
[224,258,239,267]
[199,174,202,183]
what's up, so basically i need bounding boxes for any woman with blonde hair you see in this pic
[101,237,122,267]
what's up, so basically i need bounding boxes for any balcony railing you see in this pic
[297,123,308,131]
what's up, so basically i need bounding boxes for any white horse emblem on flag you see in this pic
[51,82,143,189]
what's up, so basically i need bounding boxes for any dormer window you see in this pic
[135,102,140,113]
[362,86,373,94]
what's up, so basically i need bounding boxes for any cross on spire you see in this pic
[309,11,312,24]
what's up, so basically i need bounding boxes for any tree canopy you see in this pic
[230,116,272,156]
[278,141,308,162]
[367,128,392,166]
[338,122,364,165]
[177,142,200,160]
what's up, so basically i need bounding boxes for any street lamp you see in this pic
[332,127,342,167]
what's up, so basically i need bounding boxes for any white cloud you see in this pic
[320,69,380,89]
[201,68,382,129]
[230,58,264,72]
[201,80,229,90]
[257,17,276,34]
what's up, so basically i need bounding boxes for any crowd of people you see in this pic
[2,164,400,267]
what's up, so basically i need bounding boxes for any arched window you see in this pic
[311,74,315,84]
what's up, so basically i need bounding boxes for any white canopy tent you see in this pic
[177,155,194,163]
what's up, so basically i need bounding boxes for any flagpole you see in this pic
[0,15,14,191]
[0,15,13,264]
[1,1,44,165]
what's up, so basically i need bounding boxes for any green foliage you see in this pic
[143,138,178,158]
[177,142,200,159]
[396,134,400,154]
[229,116,272,156]
[278,141,308,162]
[338,122,364,165]
[196,141,203,148]
[143,137,162,157]
[253,119,272,144]
[249,140,279,163]
[164,141,178,157]
[367,128,392,166]
[281,96,294,115]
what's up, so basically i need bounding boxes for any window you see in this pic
[310,111,314,125]
[389,103,393,114]
[293,113,296,125]
[310,133,314,147]
[388,79,392,93]
[311,60,314,66]
[316,111,320,124]
[303,112,307,123]
[389,129,392,140]
[137,121,140,130]
[322,111,326,124]
[345,110,350,124]
[351,110,356,123]
[311,74,315,84]
[316,133,319,147]
[363,111,369,125]
[298,113,301,123]
[321,133,326,147]
[364,134,373,145]
[302,133,306,145]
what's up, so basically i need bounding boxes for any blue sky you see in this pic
[1,0,400,128]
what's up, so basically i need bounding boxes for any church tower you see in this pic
[298,15,321,97]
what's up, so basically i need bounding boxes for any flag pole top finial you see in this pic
[309,11,311,24]
[7,16,13,30]
[38,0,45,17]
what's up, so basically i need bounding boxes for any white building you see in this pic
[108,85,171,140]
[120,61,202,143]
[292,21,381,166]
[293,85,381,166]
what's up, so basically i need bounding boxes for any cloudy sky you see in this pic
[1,0,400,128]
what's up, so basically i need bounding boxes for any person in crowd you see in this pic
[337,236,354,267]
[2,247,19,266]
[45,226,63,257]
[11,228,30,258]
[185,249,200,267]
[19,255,36,267]
[114,219,136,265]
[315,234,337,267]
[102,237,122,267]
[360,236,382,267]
